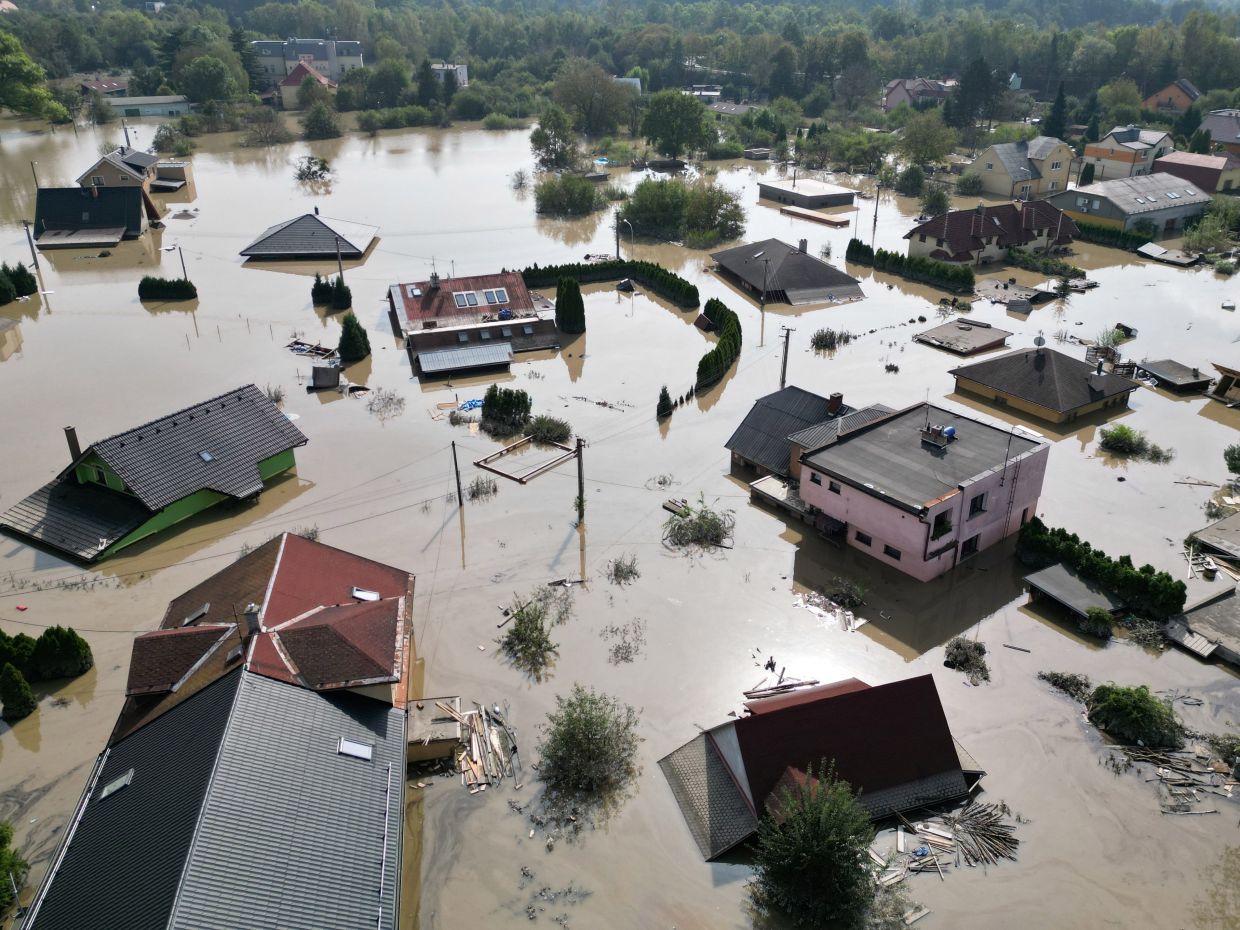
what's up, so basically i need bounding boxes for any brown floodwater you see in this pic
[1,116,1239,929]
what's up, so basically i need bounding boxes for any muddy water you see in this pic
[1,117,1239,929]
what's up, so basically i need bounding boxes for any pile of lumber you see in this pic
[437,700,522,793]
[878,800,1021,884]
[1112,745,1236,815]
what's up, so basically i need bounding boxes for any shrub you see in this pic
[1225,443,1240,476]
[846,239,972,291]
[337,311,370,362]
[956,172,984,195]
[355,105,435,134]
[330,274,352,311]
[538,683,640,802]
[2,262,36,297]
[1087,683,1182,748]
[1038,670,1092,702]
[301,101,341,140]
[664,493,735,548]
[28,626,93,680]
[1216,260,1236,276]
[657,385,673,418]
[1080,607,1114,639]
[811,328,853,351]
[0,271,15,305]
[1074,221,1148,251]
[481,384,532,436]
[294,155,331,182]
[0,663,36,721]
[528,414,572,444]
[521,259,698,307]
[944,636,989,684]
[534,174,603,215]
[499,594,559,678]
[554,277,586,333]
[0,821,28,910]
[138,276,197,300]
[750,761,874,929]
[1099,424,1174,462]
[695,298,741,388]
[920,187,950,215]
[894,164,925,195]
[845,238,874,264]
[606,553,640,585]
[1006,247,1085,279]
[482,112,522,130]
[0,631,36,676]
[311,272,331,304]
[703,139,745,159]
[617,177,745,247]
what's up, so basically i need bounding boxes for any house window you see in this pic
[883,544,902,561]
[522,325,534,335]
[1051,161,1062,170]
[501,327,513,337]
[465,292,479,307]
[919,234,926,243]
[119,174,129,181]
[968,492,987,518]
[985,162,994,170]
[1048,181,1059,191]
[91,175,105,186]
[1019,185,1031,198]
[828,480,841,494]
[931,511,952,540]
[453,293,468,309]
[935,238,944,247]
[961,534,980,558]
[809,472,821,485]
[855,531,872,546]
[480,330,492,340]
[457,332,469,343]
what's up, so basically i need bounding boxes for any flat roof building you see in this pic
[757,176,855,209]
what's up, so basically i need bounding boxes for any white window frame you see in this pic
[453,293,468,309]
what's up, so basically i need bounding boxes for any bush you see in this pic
[1216,260,1236,276]
[538,683,640,802]
[330,274,352,311]
[617,177,745,247]
[1017,517,1186,619]
[521,259,698,307]
[845,238,874,264]
[1006,247,1084,279]
[811,328,853,351]
[703,139,745,160]
[1099,424,1174,462]
[956,172,984,195]
[944,636,989,684]
[355,105,435,134]
[0,662,36,721]
[1087,683,1182,748]
[311,272,331,304]
[0,271,15,305]
[1038,670,1092,702]
[920,187,950,215]
[337,311,370,362]
[28,626,93,680]
[481,384,532,436]
[138,276,197,300]
[695,298,741,388]
[657,385,673,418]
[301,101,341,140]
[750,761,874,929]
[848,240,974,292]
[664,493,736,548]
[482,112,522,130]
[528,414,572,444]
[534,174,604,216]
[0,631,36,674]
[1080,607,1114,639]
[554,277,586,333]
[499,593,559,678]
[894,164,925,196]
[2,261,37,297]
[1074,221,1149,251]
[0,821,28,910]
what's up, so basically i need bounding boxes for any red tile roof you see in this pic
[280,61,335,88]
[391,271,533,327]
[263,532,410,625]
[263,599,404,689]
[904,201,1078,259]
[126,624,235,695]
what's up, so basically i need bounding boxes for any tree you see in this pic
[302,101,341,140]
[179,55,237,103]
[441,68,458,103]
[231,25,265,93]
[641,90,713,158]
[553,58,631,136]
[481,384,532,436]
[2,262,36,298]
[1085,113,1100,143]
[949,56,1003,131]
[555,277,586,334]
[311,272,332,304]
[0,32,70,121]
[894,164,925,195]
[920,187,950,216]
[1098,78,1142,126]
[330,274,352,311]
[415,59,438,107]
[1189,129,1213,154]
[1088,683,1182,748]
[898,109,957,165]
[367,58,411,110]
[530,104,579,169]
[0,663,37,722]
[538,683,640,802]
[0,631,36,675]
[750,761,874,928]
[1044,82,1068,139]
[0,821,28,910]
[1225,443,1240,476]
[29,626,93,680]
[337,310,370,361]
[1080,163,1096,185]
[657,386,673,418]
[297,74,331,110]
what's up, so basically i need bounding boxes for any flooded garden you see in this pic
[1,116,1239,929]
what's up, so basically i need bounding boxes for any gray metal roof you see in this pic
[240,215,379,259]
[90,384,308,510]
[418,342,513,374]
[712,238,862,303]
[1179,588,1240,660]
[1202,108,1240,145]
[725,386,850,476]
[802,403,1043,512]
[26,670,404,930]
[786,403,895,452]
[104,95,188,105]
[1191,511,1240,560]
[658,733,758,860]
[1136,358,1211,388]
[950,348,1137,414]
[1054,173,1211,216]
[0,478,151,562]
[1025,563,1124,617]
[985,139,1043,182]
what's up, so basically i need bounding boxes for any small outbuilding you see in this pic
[712,237,863,305]
[104,94,190,117]
[1190,511,1240,563]
[240,213,378,261]
[1025,563,1124,619]
[915,318,1012,355]
[1169,589,1240,666]
[1135,359,1212,393]
[757,176,855,209]
[417,342,514,377]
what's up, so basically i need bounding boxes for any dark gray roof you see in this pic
[986,139,1042,182]
[1202,108,1240,145]
[725,386,852,476]
[26,671,404,930]
[89,384,308,510]
[951,348,1138,414]
[786,403,895,451]
[1191,511,1240,560]
[712,239,862,304]
[1136,359,1211,388]
[658,733,758,860]
[240,215,378,259]
[34,187,145,238]
[418,342,513,374]
[0,478,151,562]
[1180,588,1240,659]
[1025,563,1124,617]
[802,403,1043,512]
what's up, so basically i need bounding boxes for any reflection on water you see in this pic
[0,317,22,361]
[1193,845,1240,930]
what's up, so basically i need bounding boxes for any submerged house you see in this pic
[280,60,337,109]
[33,186,153,249]
[1045,174,1210,235]
[240,213,378,261]
[0,385,307,562]
[659,675,983,860]
[970,136,1073,199]
[23,533,413,930]
[712,238,863,305]
[1084,126,1174,180]
[904,201,1078,265]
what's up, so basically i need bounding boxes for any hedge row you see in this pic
[695,297,742,388]
[1017,517,1187,620]
[1007,247,1085,280]
[521,260,699,307]
[845,239,974,292]
[1074,221,1149,252]
[138,276,197,300]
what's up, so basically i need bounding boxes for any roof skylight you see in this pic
[338,737,374,760]
[99,768,134,800]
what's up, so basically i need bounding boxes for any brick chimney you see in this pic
[827,392,844,414]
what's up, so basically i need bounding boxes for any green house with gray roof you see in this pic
[0,384,307,563]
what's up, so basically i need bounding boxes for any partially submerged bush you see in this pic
[138,276,197,300]
[1038,670,1092,703]
[529,414,572,445]
[0,663,36,721]
[606,553,640,585]
[499,595,559,679]
[481,384,532,437]
[0,821,28,910]
[467,475,497,500]
[663,494,735,548]
[1079,606,1114,639]
[1098,423,1175,463]
[1087,683,1183,748]
[811,328,853,352]
[538,683,640,802]
[28,626,93,680]
[944,636,990,685]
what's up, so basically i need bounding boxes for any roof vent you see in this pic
[99,768,134,801]
[352,586,381,601]
[920,424,955,448]
[199,450,214,462]
[226,644,243,664]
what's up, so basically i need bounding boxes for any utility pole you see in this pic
[177,245,187,281]
[451,441,464,506]
[779,325,795,389]
[334,236,344,280]
[575,437,585,522]
[22,220,39,270]
[614,212,620,259]
[30,161,40,189]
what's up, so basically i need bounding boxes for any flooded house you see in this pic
[950,347,1139,424]
[103,94,190,117]
[915,318,1013,355]
[0,384,307,562]
[1084,126,1174,180]
[1199,109,1240,156]
[1169,586,1240,666]
[239,212,378,261]
[659,675,984,859]
[1209,362,1240,404]
[280,60,337,109]
[1153,150,1240,194]
[903,201,1078,264]
[33,186,151,248]
[1045,174,1210,235]
[881,77,953,112]
[79,77,128,97]
[969,136,1073,199]
[22,533,413,930]
[755,177,856,209]
[711,238,863,305]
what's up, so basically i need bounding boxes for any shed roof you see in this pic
[1136,358,1211,388]
[240,214,378,259]
[786,404,895,452]
[1025,563,1124,617]
[1179,588,1240,661]
[104,95,188,106]
[1191,511,1240,560]
[418,342,513,374]
[712,238,862,303]
[950,348,1137,414]
[725,386,850,476]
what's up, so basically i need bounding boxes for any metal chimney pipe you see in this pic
[64,426,82,462]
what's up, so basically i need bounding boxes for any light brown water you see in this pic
[1,116,1239,929]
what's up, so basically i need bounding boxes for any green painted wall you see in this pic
[101,448,299,558]
[74,452,132,495]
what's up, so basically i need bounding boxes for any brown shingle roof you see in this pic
[268,599,403,689]
[126,625,235,695]
[392,271,533,327]
[904,202,1078,257]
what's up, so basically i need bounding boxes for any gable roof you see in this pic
[725,386,850,475]
[1201,109,1240,145]
[76,147,159,185]
[1102,126,1172,150]
[904,201,1078,259]
[280,60,336,88]
[240,214,378,259]
[34,186,145,236]
[1147,79,1201,103]
[712,238,863,304]
[87,384,307,510]
[1056,172,1211,215]
[0,477,153,562]
[80,78,127,93]
[980,136,1064,182]
[951,348,1137,413]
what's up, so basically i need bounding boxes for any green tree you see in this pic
[0,32,70,121]
[554,277,586,333]
[530,104,579,169]
[0,821,28,910]
[367,58,411,110]
[898,109,957,165]
[311,272,331,304]
[337,310,370,361]
[179,55,237,103]
[29,626,93,680]
[231,25,265,94]
[538,683,640,803]
[0,663,36,722]
[415,59,438,107]
[1225,443,1240,476]
[297,74,331,110]
[1088,683,1182,748]
[895,164,925,195]
[0,631,36,675]
[2,262,36,298]
[920,187,950,215]
[641,90,713,158]
[331,274,352,311]
[302,101,341,140]
[553,58,631,136]
[1085,113,1100,142]
[481,384,533,435]
[1079,162,1096,186]
[1044,81,1068,139]
[1189,129,1213,154]
[0,271,17,307]
[657,385,673,418]
[750,761,874,928]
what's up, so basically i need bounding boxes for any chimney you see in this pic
[1096,360,1103,375]
[314,205,319,215]
[976,201,985,216]
[798,238,808,254]
[827,392,844,415]
[64,426,82,462]
[429,271,440,289]
[242,602,261,638]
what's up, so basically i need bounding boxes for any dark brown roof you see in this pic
[392,271,533,326]
[160,537,282,630]
[734,674,964,811]
[951,348,1138,414]
[126,625,235,695]
[263,599,403,689]
[904,202,1078,258]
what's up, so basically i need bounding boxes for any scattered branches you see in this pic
[663,494,735,549]
[601,618,646,664]
[605,553,640,585]
[498,587,574,680]
[944,637,990,685]
[1037,670,1092,702]
[366,387,406,422]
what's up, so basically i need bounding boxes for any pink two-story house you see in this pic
[796,403,1049,582]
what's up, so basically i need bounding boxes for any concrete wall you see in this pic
[796,444,1049,582]
[953,375,1131,423]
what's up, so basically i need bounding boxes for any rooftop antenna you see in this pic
[1034,331,1046,356]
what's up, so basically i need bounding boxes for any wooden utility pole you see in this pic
[575,437,585,522]
[614,212,620,259]
[30,161,40,189]
[779,325,795,389]
[177,245,187,281]
[451,441,464,506]
[22,220,39,270]
[334,236,344,280]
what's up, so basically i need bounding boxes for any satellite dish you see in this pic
[1033,332,1046,347]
